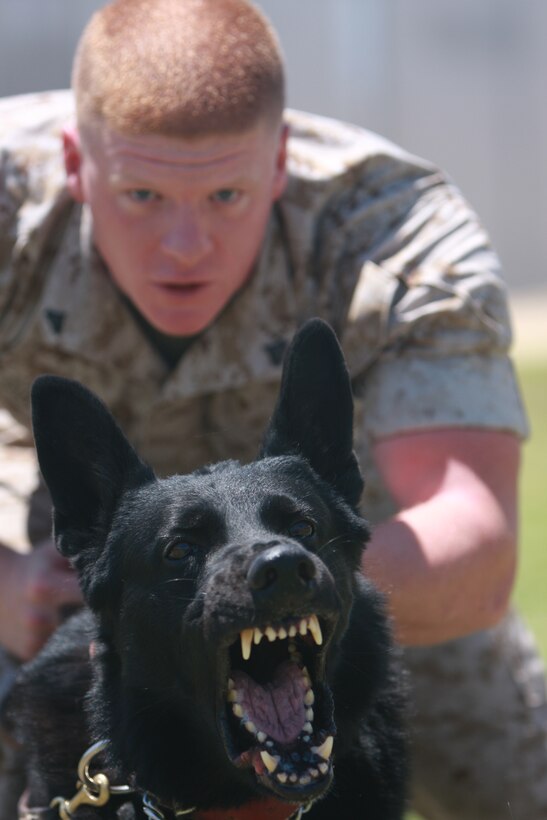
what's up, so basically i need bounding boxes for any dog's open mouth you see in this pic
[220,614,335,800]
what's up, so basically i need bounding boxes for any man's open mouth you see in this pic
[219,614,335,800]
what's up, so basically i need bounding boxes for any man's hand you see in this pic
[0,539,83,662]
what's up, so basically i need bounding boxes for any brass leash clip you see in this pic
[50,739,130,818]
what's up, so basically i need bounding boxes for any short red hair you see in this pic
[72,0,285,137]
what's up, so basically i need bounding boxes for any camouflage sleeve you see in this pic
[346,175,529,440]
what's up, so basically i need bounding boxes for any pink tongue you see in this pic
[231,661,308,745]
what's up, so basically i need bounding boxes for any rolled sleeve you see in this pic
[351,177,529,441]
[364,353,528,440]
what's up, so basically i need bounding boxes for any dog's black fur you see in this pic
[6,319,406,818]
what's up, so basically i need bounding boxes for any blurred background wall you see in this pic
[0,0,545,293]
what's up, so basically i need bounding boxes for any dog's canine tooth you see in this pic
[303,722,313,733]
[306,708,314,722]
[240,628,253,660]
[257,731,267,743]
[288,624,297,638]
[253,628,263,645]
[308,615,323,646]
[298,618,308,636]
[245,721,257,735]
[260,751,280,774]
[304,689,315,706]
[277,772,288,784]
[232,704,243,718]
[312,736,334,761]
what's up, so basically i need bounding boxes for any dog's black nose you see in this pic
[247,544,317,599]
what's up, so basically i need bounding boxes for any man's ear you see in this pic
[260,319,364,508]
[272,123,289,201]
[31,376,155,557]
[62,125,85,203]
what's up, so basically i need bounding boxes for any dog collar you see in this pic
[143,791,313,820]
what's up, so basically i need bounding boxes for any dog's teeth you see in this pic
[232,704,243,718]
[304,689,315,706]
[299,775,311,786]
[245,721,257,735]
[306,708,314,722]
[310,768,319,778]
[277,773,288,784]
[298,618,308,636]
[260,751,280,774]
[288,624,297,637]
[302,667,311,686]
[308,615,323,646]
[303,722,313,733]
[227,689,239,703]
[302,735,311,743]
[278,626,287,640]
[318,762,329,775]
[253,628,263,645]
[228,678,235,690]
[289,774,298,783]
[265,626,277,642]
[312,736,333,761]
[240,629,253,661]
[257,731,267,743]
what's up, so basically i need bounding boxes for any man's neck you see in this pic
[122,294,197,369]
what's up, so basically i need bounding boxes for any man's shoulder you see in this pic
[284,109,437,187]
[0,90,73,216]
[0,89,75,146]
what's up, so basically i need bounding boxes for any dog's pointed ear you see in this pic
[260,319,363,507]
[31,375,155,556]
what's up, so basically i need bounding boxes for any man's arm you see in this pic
[362,428,519,646]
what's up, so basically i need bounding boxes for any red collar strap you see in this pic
[193,798,301,820]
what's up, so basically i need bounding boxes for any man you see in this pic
[0,0,544,817]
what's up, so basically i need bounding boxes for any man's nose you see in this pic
[160,206,212,265]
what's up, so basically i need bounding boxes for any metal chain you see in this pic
[142,793,196,818]
[289,800,314,819]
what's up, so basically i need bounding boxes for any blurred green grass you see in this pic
[405,360,547,820]
[514,364,547,658]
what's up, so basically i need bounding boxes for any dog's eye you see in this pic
[287,520,315,540]
[164,541,195,561]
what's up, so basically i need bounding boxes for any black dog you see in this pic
[7,319,406,818]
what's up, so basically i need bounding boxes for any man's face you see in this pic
[64,119,288,337]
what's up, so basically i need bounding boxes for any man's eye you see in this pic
[127,189,159,203]
[211,189,240,204]
[164,541,195,561]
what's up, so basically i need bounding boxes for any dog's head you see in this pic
[31,320,375,808]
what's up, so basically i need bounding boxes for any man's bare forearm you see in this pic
[362,487,517,646]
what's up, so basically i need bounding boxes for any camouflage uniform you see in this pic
[0,91,544,819]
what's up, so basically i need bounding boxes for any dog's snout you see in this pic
[247,544,317,598]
